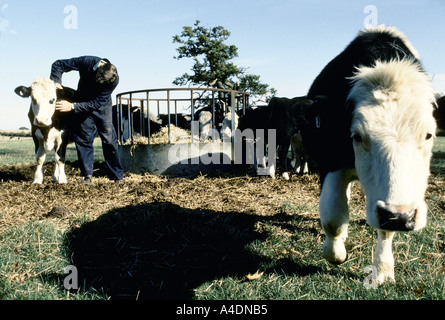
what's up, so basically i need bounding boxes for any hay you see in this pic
[2,161,443,235]
[0,162,324,233]
[119,125,194,145]
[150,125,191,144]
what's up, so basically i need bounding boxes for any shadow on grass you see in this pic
[63,201,327,300]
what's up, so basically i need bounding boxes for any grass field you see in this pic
[0,135,104,166]
[0,136,443,300]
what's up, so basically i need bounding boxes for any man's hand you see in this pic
[53,82,72,112]
[56,100,74,112]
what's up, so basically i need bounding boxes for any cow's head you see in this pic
[348,60,437,232]
[15,78,58,127]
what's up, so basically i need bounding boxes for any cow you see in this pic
[290,131,309,175]
[112,104,162,143]
[267,97,313,180]
[158,113,191,131]
[304,26,437,285]
[220,111,239,142]
[15,78,76,184]
[236,97,313,179]
[434,96,445,135]
[236,105,274,176]
[198,111,213,141]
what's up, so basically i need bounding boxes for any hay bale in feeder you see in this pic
[150,125,192,144]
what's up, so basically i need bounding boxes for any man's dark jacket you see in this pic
[50,55,119,114]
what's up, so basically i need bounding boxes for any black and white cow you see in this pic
[112,104,163,143]
[236,97,312,179]
[434,96,445,135]
[267,97,313,180]
[198,111,213,141]
[290,131,309,175]
[236,105,273,175]
[15,78,76,184]
[304,26,437,284]
[220,111,239,142]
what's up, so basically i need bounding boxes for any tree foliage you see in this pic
[173,20,276,104]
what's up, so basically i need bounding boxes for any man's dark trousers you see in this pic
[75,104,123,181]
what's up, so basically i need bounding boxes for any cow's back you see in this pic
[307,28,419,102]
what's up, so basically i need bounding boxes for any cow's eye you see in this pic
[425,132,433,140]
[49,99,55,104]
[352,133,363,143]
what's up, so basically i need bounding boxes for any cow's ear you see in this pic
[14,86,32,98]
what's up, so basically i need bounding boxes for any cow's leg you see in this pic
[374,230,396,284]
[266,132,277,179]
[53,134,68,184]
[256,138,270,176]
[33,145,46,184]
[251,140,258,173]
[265,161,275,178]
[242,138,257,174]
[291,144,301,174]
[265,142,276,179]
[298,154,309,174]
[319,168,355,264]
[278,140,291,180]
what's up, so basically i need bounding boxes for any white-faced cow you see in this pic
[15,78,76,184]
[304,26,437,285]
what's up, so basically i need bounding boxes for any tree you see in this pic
[173,20,276,104]
[237,74,277,105]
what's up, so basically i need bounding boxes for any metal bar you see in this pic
[231,91,236,162]
[167,89,171,143]
[175,100,178,127]
[117,95,122,143]
[191,89,195,143]
[128,93,133,145]
[116,87,248,98]
[211,90,216,129]
[147,91,151,144]
[140,99,144,140]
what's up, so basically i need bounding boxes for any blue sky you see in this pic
[1,0,444,130]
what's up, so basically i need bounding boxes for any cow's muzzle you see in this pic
[34,118,52,128]
[376,201,417,231]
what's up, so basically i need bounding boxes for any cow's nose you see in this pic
[376,201,417,231]
[35,117,51,127]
